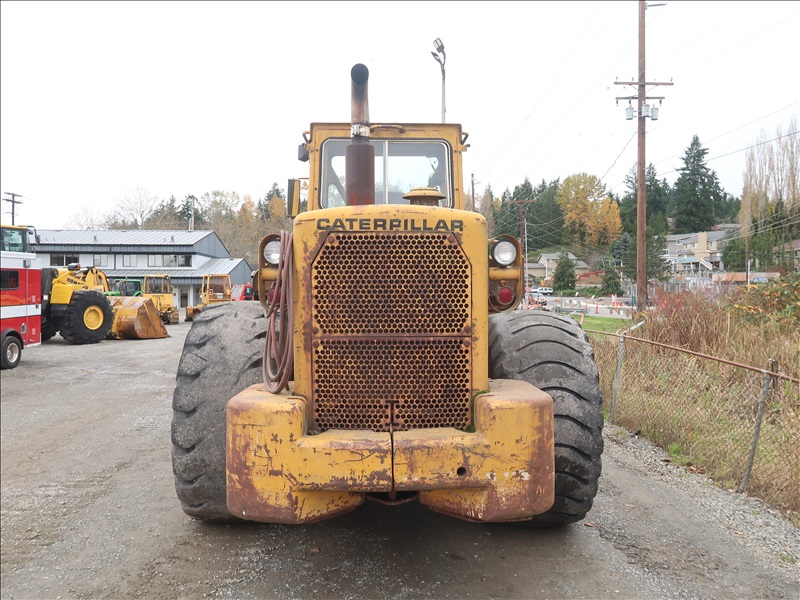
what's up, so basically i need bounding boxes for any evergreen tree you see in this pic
[493,188,520,238]
[671,135,722,233]
[721,235,746,271]
[621,232,671,282]
[528,179,564,250]
[553,251,576,291]
[610,231,632,265]
[179,194,204,228]
[715,191,740,223]
[619,163,672,237]
[599,262,624,296]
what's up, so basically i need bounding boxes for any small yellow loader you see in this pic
[41,264,168,344]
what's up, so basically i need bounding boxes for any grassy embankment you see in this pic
[583,275,800,525]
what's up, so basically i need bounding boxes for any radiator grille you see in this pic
[311,232,472,432]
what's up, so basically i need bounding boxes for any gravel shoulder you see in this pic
[1,317,798,600]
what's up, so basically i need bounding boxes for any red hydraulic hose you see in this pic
[262,230,294,393]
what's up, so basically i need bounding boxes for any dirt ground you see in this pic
[2,314,798,600]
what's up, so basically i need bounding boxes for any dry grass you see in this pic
[590,274,800,524]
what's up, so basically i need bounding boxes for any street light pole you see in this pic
[431,38,446,123]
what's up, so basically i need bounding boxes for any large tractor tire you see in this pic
[1,333,22,369]
[59,290,114,345]
[41,323,57,342]
[171,301,267,521]
[488,310,604,526]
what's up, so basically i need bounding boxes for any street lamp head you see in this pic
[433,38,444,54]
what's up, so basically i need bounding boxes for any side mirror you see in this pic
[287,179,301,218]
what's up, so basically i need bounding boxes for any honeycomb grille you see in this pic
[313,339,471,432]
[311,232,473,432]
[312,232,470,336]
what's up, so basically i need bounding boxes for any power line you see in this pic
[599,131,637,186]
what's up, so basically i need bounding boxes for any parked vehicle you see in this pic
[535,286,553,295]
[143,274,180,324]
[106,277,143,297]
[232,283,254,301]
[171,63,603,528]
[185,274,232,321]
[529,292,548,306]
[1,225,42,369]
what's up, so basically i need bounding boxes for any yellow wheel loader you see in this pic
[172,64,603,527]
[143,274,180,324]
[41,264,168,344]
[184,274,232,322]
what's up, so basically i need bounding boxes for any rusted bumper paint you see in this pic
[226,379,554,524]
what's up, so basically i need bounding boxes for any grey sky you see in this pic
[2,1,798,229]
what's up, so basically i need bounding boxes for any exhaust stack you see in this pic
[345,63,375,206]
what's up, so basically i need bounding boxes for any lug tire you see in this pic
[1,334,22,369]
[171,301,267,521]
[41,322,57,342]
[60,290,113,344]
[488,310,604,526]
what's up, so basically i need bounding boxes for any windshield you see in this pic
[1,227,25,252]
[320,139,452,208]
[145,278,166,294]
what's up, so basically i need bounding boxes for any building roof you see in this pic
[34,228,230,259]
[537,252,577,261]
[666,227,739,244]
[36,229,215,246]
[102,258,251,285]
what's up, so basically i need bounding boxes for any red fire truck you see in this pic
[1,224,42,369]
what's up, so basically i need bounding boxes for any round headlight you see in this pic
[493,240,517,266]
[263,240,281,265]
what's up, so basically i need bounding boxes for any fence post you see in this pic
[609,320,645,425]
[737,358,776,494]
[610,336,624,424]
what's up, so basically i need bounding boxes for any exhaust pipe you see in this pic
[346,63,375,206]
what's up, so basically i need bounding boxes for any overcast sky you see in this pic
[2,1,798,230]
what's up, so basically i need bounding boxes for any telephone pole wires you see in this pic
[507,198,537,294]
[3,192,23,225]
[614,0,672,312]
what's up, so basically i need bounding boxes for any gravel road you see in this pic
[1,314,798,600]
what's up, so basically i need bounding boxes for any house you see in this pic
[34,229,252,309]
[773,239,800,272]
[665,226,739,275]
[525,252,589,287]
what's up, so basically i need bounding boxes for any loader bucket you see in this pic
[107,296,170,340]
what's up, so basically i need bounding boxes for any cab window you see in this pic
[1,270,20,290]
[320,139,451,208]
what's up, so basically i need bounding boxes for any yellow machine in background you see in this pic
[172,64,604,528]
[42,264,168,343]
[184,274,232,322]
[143,274,180,324]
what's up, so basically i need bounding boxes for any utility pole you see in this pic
[506,198,537,296]
[187,194,197,231]
[614,0,671,312]
[3,192,23,225]
[471,173,476,213]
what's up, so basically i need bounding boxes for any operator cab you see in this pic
[319,139,452,208]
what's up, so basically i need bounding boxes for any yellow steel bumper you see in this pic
[226,379,554,524]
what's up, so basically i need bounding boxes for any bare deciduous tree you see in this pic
[114,186,160,229]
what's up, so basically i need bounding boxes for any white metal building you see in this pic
[33,229,252,308]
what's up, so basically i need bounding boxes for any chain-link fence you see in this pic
[590,329,800,519]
